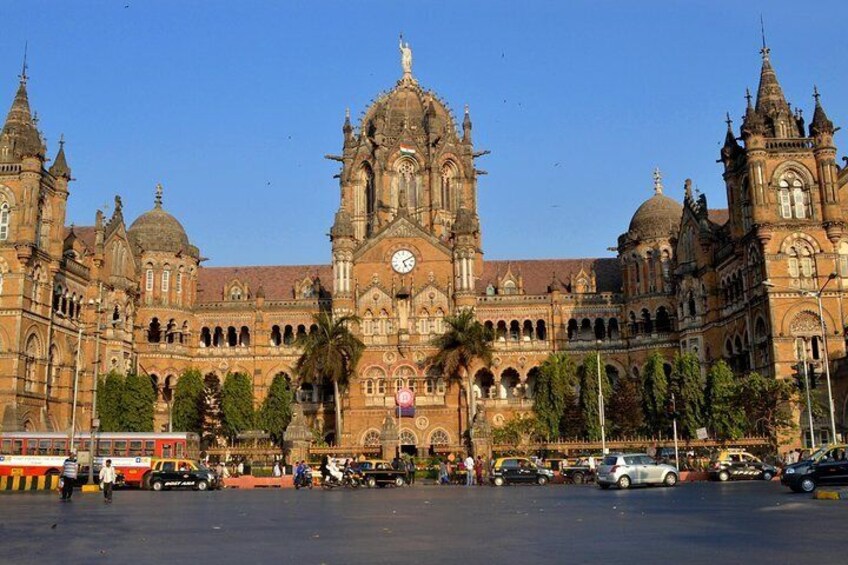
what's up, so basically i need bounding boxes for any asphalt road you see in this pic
[0,481,843,565]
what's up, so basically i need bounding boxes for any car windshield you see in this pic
[602,456,618,466]
[807,446,829,462]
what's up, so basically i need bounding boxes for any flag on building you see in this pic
[399,144,416,155]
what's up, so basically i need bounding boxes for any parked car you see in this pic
[709,449,777,482]
[148,460,218,491]
[782,445,848,493]
[597,453,678,489]
[490,457,554,486]
[358,459,407,488]
[561,458,595,484]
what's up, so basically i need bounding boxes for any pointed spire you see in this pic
[810,85,835,137]
[755,42,791,126]
[49,133,71,178]
[742,87,766,137]
[154,183,163,209]
[19,42,28,85]
[653,167,663,195]
[462,104,472,143]
[1,48,43,160]
[721,112,742,163]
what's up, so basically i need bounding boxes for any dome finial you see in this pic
[653,167,663,195]
[399,34,413,80]
[759,14,769,61]
[19,42,28,84]
[154,183,163,209]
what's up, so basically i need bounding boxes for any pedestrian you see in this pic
[475,456,484,486]
[464,454,475,486]
[99,459,116,504]
[236,460,244,477]
[446,459,454,484]
[406,458,416,485]
[272,461,282,477]
[60,452,78,502]
[438,459,449,485]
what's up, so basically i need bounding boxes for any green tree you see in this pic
[734,372,796,444]
[427,309,494,439]
[641,351,669,436]
[259,373,294,446]
[533,352,578,440]
[202,373,223,447]
[97,370,125,432]
[705,360,744,440]
[121,373,156,432]
[670,352,705,439]
[220,372,256,442]
[295,312,364,442]
[578,353,610,441]
[608,374,644,438]
[491,415,545,449]
[172,368,205,434]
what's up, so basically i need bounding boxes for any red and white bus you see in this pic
[0,432,200,487]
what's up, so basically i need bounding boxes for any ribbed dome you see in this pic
[360,78,458,139]
[127,184,195,256]
[628,193,682,240]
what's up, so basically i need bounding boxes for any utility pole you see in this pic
[88,285,103,486]
[671,393,680,470]
[799,343,816,450]
[596,347,606,455]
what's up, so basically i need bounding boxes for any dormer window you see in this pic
[230,287,242,301]
[502,280,517,295]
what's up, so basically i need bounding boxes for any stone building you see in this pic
[1,43,847,451]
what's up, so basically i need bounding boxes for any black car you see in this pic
[782,445,848,493]
[490,457,554,486]
[709,450,777,482]
[149,463,218,491]
[358,460,407,488]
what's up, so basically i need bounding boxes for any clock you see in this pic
[391,249,416,274]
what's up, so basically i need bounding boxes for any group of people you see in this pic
[438,455,489,486]
[59,453,116,504]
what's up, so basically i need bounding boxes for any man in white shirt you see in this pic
[464,455,475,486]
[99,459,116,503]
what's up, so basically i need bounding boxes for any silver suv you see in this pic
[596,453,678,489]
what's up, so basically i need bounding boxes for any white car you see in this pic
[597,453,679,489]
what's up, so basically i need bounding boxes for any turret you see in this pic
[809,87,842,236]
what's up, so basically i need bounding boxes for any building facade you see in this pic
[1,45,847,451]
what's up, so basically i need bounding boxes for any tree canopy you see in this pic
[260,373,294,446]
[578,353,610,441]
[172,368,205,434]
[220,372,256,441]
[532,352,578,441]
[121,373,156,432]
[705,360,744,440]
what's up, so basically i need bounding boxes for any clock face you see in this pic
[391,249,416,274]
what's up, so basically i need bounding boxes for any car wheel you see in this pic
[599,483,610,490]
[572,472,584,485]
[151,481,164,492]
[366,477,377,488]
[800,477,816,493]
[663,473,678,487]
[718,470,730,482]
[617,475,631,489]
[493,476,505,487]
[537,476,549,486]
[394,476,405,487]
[762,471,774,482]
[196,480,208,491]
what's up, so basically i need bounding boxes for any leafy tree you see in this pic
[259,373,294,446]
[670,352,705,439]
[705,360,744,440]
[121,373,156,432]
[427,309,494,438]
[97,370,125,432]
[608,374,644,438]
[578,353,610,441]
[172,368,205,434]
[492,415,545,448]
[533,352,578,440]
[202,373,224,446]
[295,312,364,442]
[734,372,796,444]
[221,372,256,442]
[641,351,669,436]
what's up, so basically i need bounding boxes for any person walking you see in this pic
[60,453,78,502]
[99,459,116,503]
[438,459,449,485]
[406,458,416,485]
[475,456,484,486]
[464,454,475,487]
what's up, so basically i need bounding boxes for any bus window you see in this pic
[129,441,143,457]
[26,440,37,454]
[162,444,172,458]
[97,440,112,457]
[113,440,128,456]
[144,441,155,456]
[175,442,184,458]
[73,439,85,453]
[80,440,90,453]
[1,439,10,453]
[13,440,23,455]
[54,440,68,455]
[38,440,51,455]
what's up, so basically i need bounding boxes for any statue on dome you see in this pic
[399,35,413,77]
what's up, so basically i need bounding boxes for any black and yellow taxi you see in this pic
[490,457,554,486]
[782,445,848,493]
[357,459,407,488]
[147,458,218,492]
[709,449,777,482]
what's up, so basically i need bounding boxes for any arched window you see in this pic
[24,334,40,393]
[161,268,170,296]
[363,429,381,447]
[502,280,517,295]
[397,159,417,209]
[145,267,154,292]
[270,325,282,346]
[441,162,458,211]
[359,164,376,237]
[838,241,848,279]
[176,268,183,294]
[230,287,242,301]
[786,240,817,289]
[0,202,9,240]
[200,327,211,348]
[147,318,161,343]
[430,429,450,446]
[778,172,810,220]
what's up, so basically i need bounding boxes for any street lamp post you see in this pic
[798,341,816,450]
[87,286,103,486]
[763,275,839,444]
[68,324,83,448]
[596,344,606,455]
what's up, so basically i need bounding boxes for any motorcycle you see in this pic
[322,467,362,489]
[294,466,313,490]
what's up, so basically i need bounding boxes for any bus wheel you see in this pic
[142,472,152,490]
[45,468,60,477]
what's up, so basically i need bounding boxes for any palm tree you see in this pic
[294,311,364,444]
[428,309,494,440]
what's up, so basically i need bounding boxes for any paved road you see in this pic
[0,481,842,564]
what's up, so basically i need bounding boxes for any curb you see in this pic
[814,489,848,500]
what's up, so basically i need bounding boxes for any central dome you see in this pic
[127,185,196,257]
[360,78,458,139]
[628,192,683,240]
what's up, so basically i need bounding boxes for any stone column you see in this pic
[283,404,312,465]
[380,414,399,461]
[470,403,492,459]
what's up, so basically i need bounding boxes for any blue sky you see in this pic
[1,1,845,266]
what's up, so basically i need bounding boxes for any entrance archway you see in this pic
[399,429,418,456]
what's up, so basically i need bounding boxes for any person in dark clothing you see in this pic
[320,455,329,481]
[60,453,78,501]
[406,458,416,485]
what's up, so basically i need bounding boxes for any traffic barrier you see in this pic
[814,489,848,500]
[0,475,61,491]
[222,476,294,489]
